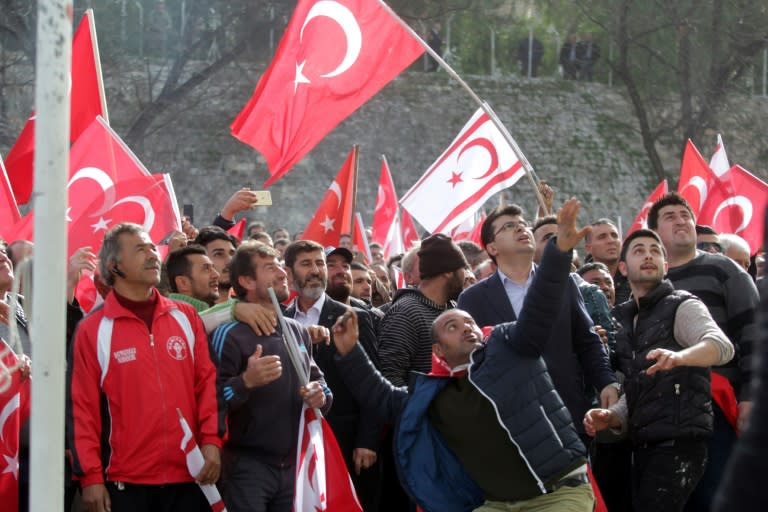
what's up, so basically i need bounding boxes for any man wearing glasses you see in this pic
[696,225,724,254]
[458,204,618,445]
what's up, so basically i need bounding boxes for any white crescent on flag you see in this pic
[400,108,525,234]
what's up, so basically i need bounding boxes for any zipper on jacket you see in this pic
[540,406,564,448]
[673,383,681,425]
[149,331,170,483]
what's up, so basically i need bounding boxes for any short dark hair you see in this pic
[229,241,279,300]
[457,241,487,268]
[620,229,666,262]
[369,242,382,251]
[166,245,208,293]
[695,224,718,235]
[283,240,324,270]
[480,205,525,261]
[576,261,611,277]
[532,215,557,234]
[194,226,237,249]
[647,192,694,230]
[585,218,617,243]
[351,261,369,272]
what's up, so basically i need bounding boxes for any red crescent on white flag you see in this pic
[458,137,499,180]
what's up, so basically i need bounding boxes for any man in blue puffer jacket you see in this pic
[330,199,596,512]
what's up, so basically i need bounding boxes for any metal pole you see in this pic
[527,28,533,78]
[136,1,144,58]
[377,0,547,211]
[608,41,613,87]
[763,48,767,97]
[121,0,127,44]
[269,5,275,50]
[31,1,71,511]
[490,27,496,76]
[180,0,186,39]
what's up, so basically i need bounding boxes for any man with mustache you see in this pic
[69,223,222,512]
[282,241,383,511]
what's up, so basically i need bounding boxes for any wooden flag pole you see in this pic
[350,144,360,241]
[377,0,547,212]
[86,9,110,122]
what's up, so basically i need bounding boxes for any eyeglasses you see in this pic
[697,241,723,254]
[494,220,527,239]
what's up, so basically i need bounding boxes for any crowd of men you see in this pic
[2,184,766,512]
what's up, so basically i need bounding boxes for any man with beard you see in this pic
[458,205,617,442]
[209,241,330,512]
[351,261,374,304]
[166,245,221,310]
[282,241,384,511]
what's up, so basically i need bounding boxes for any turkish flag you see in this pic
[5,9,108,204]
[698,165,767,254]
[381,211,404,259]
[0,339,31,512]
[677,140,718,218]
[0,157,21,241]
[302,147,356,247]
[400,209,421,250]
[625,180,668,238]
[227,218,247,242]
[353,212,372,263]
[231,0,423,186]
[371,157,398,247]
[400,107,526,233]
[294,405,362,512]
[7,116,152,245]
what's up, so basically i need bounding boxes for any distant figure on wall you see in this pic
[577,33,600,82]
[426,23,442,72]
[517,35,544,78]
[560,34,580,80]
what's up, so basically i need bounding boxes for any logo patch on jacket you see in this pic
[113,347,137,364]
[166,336,188,361]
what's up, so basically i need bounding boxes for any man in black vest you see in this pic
[584,229,734,512]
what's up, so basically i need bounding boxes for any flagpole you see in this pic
[377,0,548,212]
[86,9,109,122]
[351,144,359,242]
[31,1,71,511]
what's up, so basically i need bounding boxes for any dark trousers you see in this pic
[684,405,736,511]
[106,481,207,512]
[590,439,633,511]
[379,431,415,512]
[331,418,384,512]
[221,450,293,512]
[632,439,708,512]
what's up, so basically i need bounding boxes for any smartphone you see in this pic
[253,190,273,206]
[183,204,194,224]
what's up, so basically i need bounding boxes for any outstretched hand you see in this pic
[331,308,359,356]
[556,198,591,252]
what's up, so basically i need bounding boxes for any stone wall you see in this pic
[3,60,767,235]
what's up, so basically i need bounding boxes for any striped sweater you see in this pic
[667,251,759,400]
[378,288,454,387]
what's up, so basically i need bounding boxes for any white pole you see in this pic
[608,42,613,88]
[527,28,533,78]
[763,48,767,97]
[31,1,70,511]
[376,0,548,211]
[490,27,496,76]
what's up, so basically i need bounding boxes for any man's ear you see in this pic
[174,275,190,293]
[485,241,499,260]
[618,261,628,277]
[238,274,256,293]
[432,342,444,359]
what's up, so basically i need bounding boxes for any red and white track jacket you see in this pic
[68,290,222,487]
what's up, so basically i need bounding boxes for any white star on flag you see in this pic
[90,216,111,233]
[294,61,311,93]
[320,215,335,233]
[2,452,19,479]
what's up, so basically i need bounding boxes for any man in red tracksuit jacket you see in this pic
[68,223,223,512]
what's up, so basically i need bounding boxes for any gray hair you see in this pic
[401,243,421,275]
[99,223,145,286]
[719,233,751,255]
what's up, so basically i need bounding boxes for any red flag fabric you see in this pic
[381,211,404,259]
[178,410,227,511]
[0,340,31,512]
[302,147,356,247]
[400,108,526,234]
[698,165,767,254]
[626,180,668,238]
[400,209,420,250]
[227,218,247,243]
[470,214,486,246]
[231,0,423,186]
[0,157,21,241]
[294,405,362,512]
[353,212,372,263]
[711,372,739,433]
[5,9,108,204]
[371,157,398,246]
[677,140,717,218]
